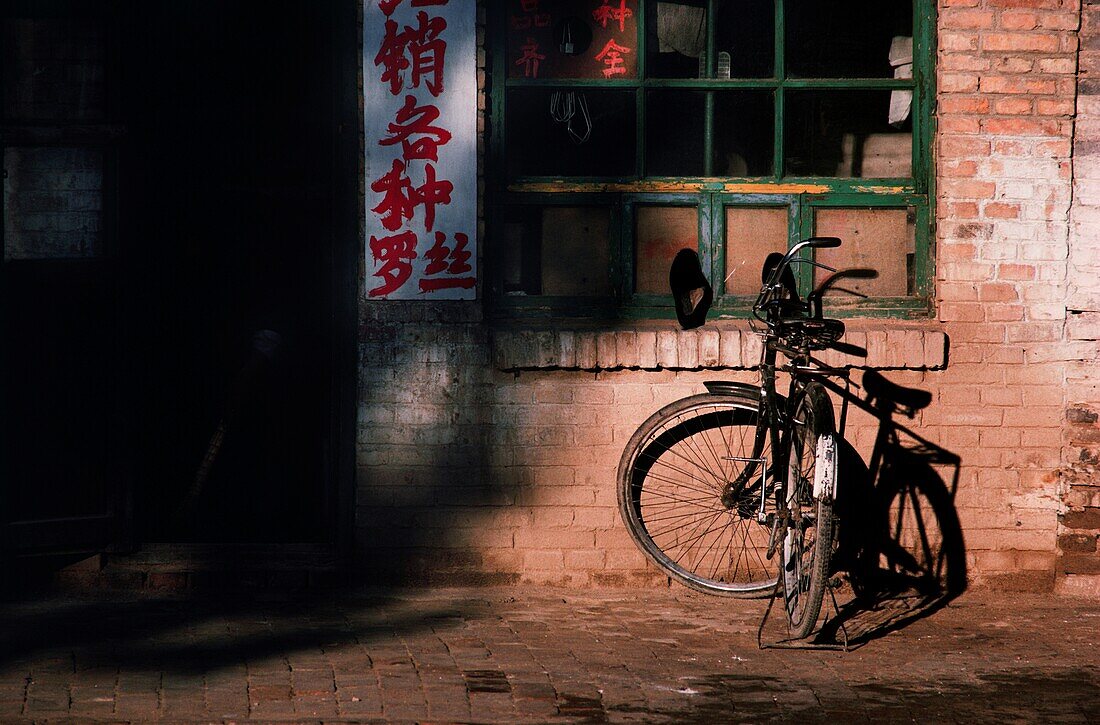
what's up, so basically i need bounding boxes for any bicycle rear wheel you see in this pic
[617,391,777,597]
[781,383,837,638]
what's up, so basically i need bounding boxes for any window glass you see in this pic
[635,206,697,294]
[712,91,774,176]
[813,207,916,297]
[3,147,105,260]
[646,91,705,176]
[2,18,106,121]
[714,0,774,78]
[785,90,912,178]
[724,207,787,295]
[506,88,637,178]
[646,1,706,79]
[785,0,913,79]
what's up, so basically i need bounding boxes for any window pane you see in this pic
[786,0,913,79]
[3,147,104,260]
[2,18,106,121]
[785,90,912,178]
[647,1,706,78]
[507,0,639,80]
[725,207,787,295]
[713,91,774,176]
[646,91,705,176]
[501,205,612,296]
[813,207,916,297]
[506,89,636,177]
[715,0,774,78]
[635,206,697,294]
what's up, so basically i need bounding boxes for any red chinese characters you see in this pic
[374,10,447,97]
[369,0,474,298]
[592,0,632,33]
[514,37,546,78]
[420,232,475,292]
[595,39,631,78]
[379,94,453,162]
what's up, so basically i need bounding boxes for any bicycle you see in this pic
[617,237,851,639]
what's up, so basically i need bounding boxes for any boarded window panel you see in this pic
[635,206,697,294]
[3,147,105,261]
[2,18,106,121]
[541,206,612,296]
[725,207,788,295]
[501,206,543,295]
[813,207,916,297]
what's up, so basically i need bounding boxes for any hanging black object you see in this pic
[669,248,713,330]
[556,16,592,55]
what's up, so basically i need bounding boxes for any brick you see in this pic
[992,97,1033,116]
[979,76,1057,94]
[1058,533,1098,553]
[942,8,996,28]
[941,73,981,93]
[676,330,699,369]
[1063,508,1100,530]
[597,331,617,369]
[983,118,1062,137]
[656,330,678,368]
[718,329,742,367]
[1061,553,1100,575]
[1000,10,1039,29]
[982,32,1061,53]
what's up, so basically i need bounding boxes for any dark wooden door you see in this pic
[2,5,125,554]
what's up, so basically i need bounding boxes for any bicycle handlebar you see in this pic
[751,237,842,334]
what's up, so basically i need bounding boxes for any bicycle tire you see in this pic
[780,382,837,638]
[617,391,778,597]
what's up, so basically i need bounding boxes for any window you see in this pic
[489,0,934,318]
[2,14,117,261]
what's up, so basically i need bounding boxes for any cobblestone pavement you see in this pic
[0,586,1098,723]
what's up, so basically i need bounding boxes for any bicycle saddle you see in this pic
[863,369,933,411]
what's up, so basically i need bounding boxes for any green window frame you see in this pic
[488,0,936,319]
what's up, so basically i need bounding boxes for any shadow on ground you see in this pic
[0,591,475,675]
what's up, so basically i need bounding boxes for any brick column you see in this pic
[937,0,1080,591]
[1060,0,1100,595]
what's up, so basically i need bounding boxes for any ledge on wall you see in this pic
[492,322,947,371]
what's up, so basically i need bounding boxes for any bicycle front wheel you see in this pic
[617,391,777,597]
[781,383,838,638]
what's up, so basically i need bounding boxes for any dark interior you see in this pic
[2,0,349,549]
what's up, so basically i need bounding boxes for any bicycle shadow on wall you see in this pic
[817,369,968,648]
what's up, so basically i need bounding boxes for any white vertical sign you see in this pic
[364,0,477,299]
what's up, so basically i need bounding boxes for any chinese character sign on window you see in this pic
[365,0,477,299]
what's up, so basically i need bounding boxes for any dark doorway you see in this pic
[3,0,355,552]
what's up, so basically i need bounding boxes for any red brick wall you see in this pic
[353,1,1099,594]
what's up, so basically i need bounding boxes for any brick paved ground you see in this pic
[0,586,1097,723]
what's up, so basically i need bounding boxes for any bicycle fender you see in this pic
[813,433,838,502]
[703,381,762,398]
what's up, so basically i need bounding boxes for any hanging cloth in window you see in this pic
[657,2,706,57]
[888,36,913,126]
